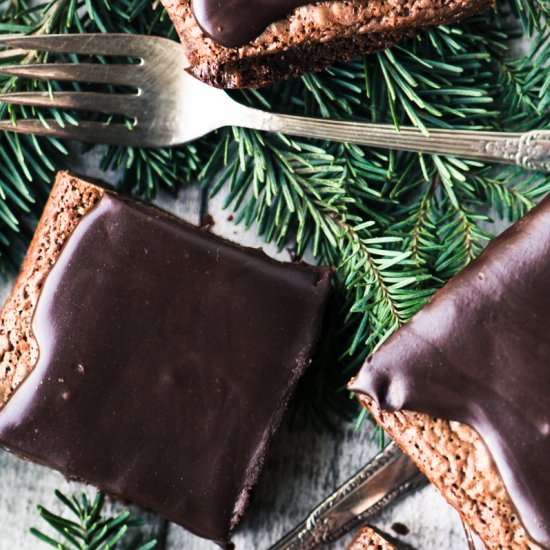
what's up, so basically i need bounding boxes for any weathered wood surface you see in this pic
[0,166,466,549]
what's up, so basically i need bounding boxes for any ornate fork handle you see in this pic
[0,33,547,162]
[243,109,550,171]
[268,442,426,550]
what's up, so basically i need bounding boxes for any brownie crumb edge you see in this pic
[358,395,540,550]
[348,526,397,550]
[0,172,104,409]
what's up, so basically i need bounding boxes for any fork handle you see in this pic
[267,442,426,550]
[242,109,550,172]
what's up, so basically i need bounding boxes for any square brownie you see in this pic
[0,172,331,545]
[161,0,493,88]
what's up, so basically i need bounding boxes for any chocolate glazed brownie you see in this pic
[161,0,493,88]
[0,172,332,546]
[350,196,550,549]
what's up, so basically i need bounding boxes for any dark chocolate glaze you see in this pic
[192,0,311,47]
[350,195,550,548]
[0,192,331,545]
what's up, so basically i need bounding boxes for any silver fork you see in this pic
[268,442,426,549]
[0,33,548,172]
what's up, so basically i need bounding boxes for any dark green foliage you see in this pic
[0,0,549,417]
[31,490,157,549]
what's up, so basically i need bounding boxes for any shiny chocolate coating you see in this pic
[0,192,331,545]
[350,196,550,547]
[192,0,310,47]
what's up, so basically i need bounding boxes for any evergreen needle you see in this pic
[31,490,157,550]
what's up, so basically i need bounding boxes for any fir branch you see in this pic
[399,179,440,268]
[31,490,157,550]
[474,168,550,221]
[508,0,550,34]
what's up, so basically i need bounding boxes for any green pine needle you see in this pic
[30,490,157,550]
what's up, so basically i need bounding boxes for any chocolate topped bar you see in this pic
[0,172,331,545]
[192,0,310,47]
[350,195,550,548]
[348,526,398,549]
[163,0,492,88]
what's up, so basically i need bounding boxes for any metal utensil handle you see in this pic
[268,442,427,550]
[241,108,550,172]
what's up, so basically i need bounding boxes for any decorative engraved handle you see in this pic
[241,108,550,172]
[268,442,427,550]
[517,131,550,172]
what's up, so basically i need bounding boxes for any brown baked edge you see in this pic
[0,172,103,410]
[181,1,492,88]
[348,526,397,550]
[357,395,541,550]
[187,27,413,88]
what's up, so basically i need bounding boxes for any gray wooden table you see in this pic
[0,152,465,550]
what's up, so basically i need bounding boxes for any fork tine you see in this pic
[0,48,27,61]
[0,33,153,58]
[0,63,140,86]
[0,119,145,147]
[0,91,141,118]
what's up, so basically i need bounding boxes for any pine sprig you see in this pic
[31,490,157,550]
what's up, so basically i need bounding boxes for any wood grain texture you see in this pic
[0,167,466,549]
